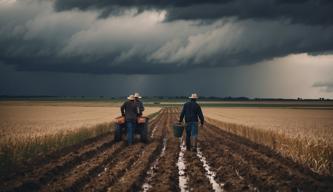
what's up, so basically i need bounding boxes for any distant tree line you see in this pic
[0,95,331,101]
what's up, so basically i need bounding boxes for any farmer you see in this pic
[179,93,204,151]
[134,92,144,116]
[121,94,138,145]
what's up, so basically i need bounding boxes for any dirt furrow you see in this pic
[39,109,165,192]
[106,108,170,191]
[148,109,166,138]
[206,123,330,184]
[141,138,168,192]
[107,141,163,191]
[196,146,224,192]
[202,123,332,191]
[202,126,295,191]
[39,142,125,192]
[198,136,258,191]
[143,110,180,192]
[81,143,145,192]
[1,134,116,192]
[206,123,333,190]
[184,150,214,192]
[145,125,180,190]
[81,109,169,192]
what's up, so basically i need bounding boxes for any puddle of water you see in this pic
[141,138,168,192]
[177,141,189,192]
[196,145,224,192]
[150,125,159,138]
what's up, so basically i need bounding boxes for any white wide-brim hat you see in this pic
[189,93,199,99]
[134,92,142,98]
[127,95,135,100]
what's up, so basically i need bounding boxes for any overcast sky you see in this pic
[1,0,333,98]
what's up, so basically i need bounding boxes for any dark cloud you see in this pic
[54,0,333,25]
[2,56,333,98]
[0,0,333,76]
[53,0,228,10]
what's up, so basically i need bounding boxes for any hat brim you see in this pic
[134,96,142,99]
[127,97,134,100]
[189,96,198,99]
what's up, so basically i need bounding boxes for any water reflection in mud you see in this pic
[142,138,167,192]
[197,145,224,192]
[177,141,189,192]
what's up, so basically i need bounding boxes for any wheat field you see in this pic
[0,102,160,175]
[0,104,160,140]
[203,107,333,175]
[203,107,333,142]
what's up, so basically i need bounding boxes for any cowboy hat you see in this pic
[189,93,199,99]
[127,95,135,100]
[134,92,142,98]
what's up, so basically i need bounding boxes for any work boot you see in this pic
[192,146,197,152]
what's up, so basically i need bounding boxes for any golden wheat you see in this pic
[204,107,333,176]
[0,102,160,176]
[0,104,160,140]
[203,107,333,142]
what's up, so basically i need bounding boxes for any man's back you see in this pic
[179,96,204,151]
[121,100,138,122]
[180,100,204,123]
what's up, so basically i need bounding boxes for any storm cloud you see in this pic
[0,0,333,75]
[54,0,333,25]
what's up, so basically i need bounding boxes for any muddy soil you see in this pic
[143,108,180,192]
[184,151,214,192]
[1,107,332,192]
[199,123,333,192]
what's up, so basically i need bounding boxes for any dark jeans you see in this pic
[126,121,137,145]
[185,122,198,148]
[115,119,148,144]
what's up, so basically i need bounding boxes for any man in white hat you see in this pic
[121,94,138,145]
[134,92,144,116]
[179,93,204,151]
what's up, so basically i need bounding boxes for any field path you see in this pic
[1,107,332,192]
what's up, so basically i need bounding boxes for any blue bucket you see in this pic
[173,123,184,138]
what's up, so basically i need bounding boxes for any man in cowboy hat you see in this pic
[179,93,204,151]
[134,92,144,116]
[121,94,138,145]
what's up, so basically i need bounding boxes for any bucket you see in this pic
[173,122,184,138]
